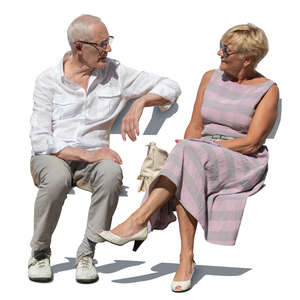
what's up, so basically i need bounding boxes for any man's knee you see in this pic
[34,173,72,206]
[92,160,123,190]
[31,155,72,193]
[43,171,72,193]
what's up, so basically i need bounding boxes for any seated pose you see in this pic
[98,23,279,292]
[28,14,180,283]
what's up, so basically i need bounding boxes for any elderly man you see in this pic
[28,14,181,283]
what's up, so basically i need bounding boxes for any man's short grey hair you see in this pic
[67,15,102,47]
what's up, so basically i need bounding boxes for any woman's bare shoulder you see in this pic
[203,69,216,80]
[200,69,216,87]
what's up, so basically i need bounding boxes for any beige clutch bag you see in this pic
[137,142,168,192]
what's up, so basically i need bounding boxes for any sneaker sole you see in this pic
[76,276,99,284]
[28,276,53,283]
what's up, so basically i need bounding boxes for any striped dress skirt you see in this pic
[143,138,268,246]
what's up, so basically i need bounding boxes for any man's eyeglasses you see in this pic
[76,36,114,51]
[219,42,236,57]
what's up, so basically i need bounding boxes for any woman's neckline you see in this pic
[219,69,271,87]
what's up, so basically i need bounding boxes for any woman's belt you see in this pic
[204,134,234,140]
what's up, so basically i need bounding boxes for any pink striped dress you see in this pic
[144,69,275,246]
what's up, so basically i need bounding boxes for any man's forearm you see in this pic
[53,146,89,161]
[137,93,171,107]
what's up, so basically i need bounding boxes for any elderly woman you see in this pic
[98,23,279,292]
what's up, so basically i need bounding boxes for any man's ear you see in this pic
[75,42,81,50]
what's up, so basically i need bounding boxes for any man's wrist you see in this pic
[135,97,147,107]
[78,149,90,161]
[138,93,170,108]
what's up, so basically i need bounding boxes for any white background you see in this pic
[0,0,299,299]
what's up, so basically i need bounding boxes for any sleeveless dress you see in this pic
[143,69,275,246]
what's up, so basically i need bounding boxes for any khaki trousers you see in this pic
[30,155,123,252]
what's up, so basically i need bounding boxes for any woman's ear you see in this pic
[243,56,253,68]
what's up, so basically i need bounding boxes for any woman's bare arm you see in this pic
[184,70,215,139]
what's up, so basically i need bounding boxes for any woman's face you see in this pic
[217,42,246,76]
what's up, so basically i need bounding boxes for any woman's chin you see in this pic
[219,62,227,71]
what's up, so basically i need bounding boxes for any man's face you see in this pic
[76,22,112,68]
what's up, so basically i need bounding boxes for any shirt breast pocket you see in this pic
[88,88,122,121]
[52,95,80,120]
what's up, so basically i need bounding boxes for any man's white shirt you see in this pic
[30,53,181,155]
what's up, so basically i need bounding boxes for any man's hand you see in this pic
[84,147,123,164]
[121,99,145,141]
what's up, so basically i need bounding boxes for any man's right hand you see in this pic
[84,147,123,164]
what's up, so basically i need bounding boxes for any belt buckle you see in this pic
[213,134,222,140]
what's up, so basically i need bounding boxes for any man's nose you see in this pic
[106,44,112,52]
[217,49,223,57]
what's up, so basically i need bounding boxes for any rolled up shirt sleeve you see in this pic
[30,72,68,155]
[119,64,181,110]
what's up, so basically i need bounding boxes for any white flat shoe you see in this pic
[97,227,148,251]
[171,261,196,292]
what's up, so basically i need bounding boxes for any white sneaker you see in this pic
[75,255,98,283]
[28,257,52,282]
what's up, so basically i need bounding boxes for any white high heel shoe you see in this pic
[171,261,196,292]
[97,227,148,251]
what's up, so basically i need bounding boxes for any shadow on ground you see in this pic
[112,262,250,288]
[52,258,144,274]
[52,258,250,288]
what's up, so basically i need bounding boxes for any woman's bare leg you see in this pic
[109,175,176,237]
[173,202,197,291]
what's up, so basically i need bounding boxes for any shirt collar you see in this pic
[58,52,103,87]
[59,52,72,85]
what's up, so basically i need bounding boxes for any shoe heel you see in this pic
[132,240,144,252]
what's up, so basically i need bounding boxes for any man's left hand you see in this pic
[121,99,145,141]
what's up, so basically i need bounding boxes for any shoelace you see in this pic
[78,256,91,269]
[37,259,48,268]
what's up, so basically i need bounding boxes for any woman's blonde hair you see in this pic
[221,23,269,67]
